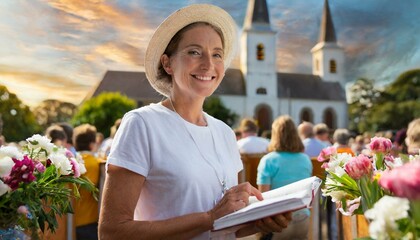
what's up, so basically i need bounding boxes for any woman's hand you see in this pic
[254,211,292,233]
[207,182,263,222]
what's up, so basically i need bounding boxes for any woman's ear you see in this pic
[161,54,172,74]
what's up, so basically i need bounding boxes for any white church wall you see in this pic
[278,98,348,128]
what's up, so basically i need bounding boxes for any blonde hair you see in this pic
[407,118,420,150]
[268,115,304,153]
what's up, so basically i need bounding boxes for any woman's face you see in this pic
[162,25,225,100]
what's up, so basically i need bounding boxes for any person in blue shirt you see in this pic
[257,115,313,240]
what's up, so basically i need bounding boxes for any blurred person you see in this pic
[351,135,367,155]
[237,118,270,154]
[98,118,121,159]
[333,128,355,156]
[58,122,77,156]
[257,115,312,240]
[99,4,291,239]
[45,124,67,147]
[298,121,325,158]
[406,118,420,154]
[73,123,100,240]
[392,128,407,156]
[313,123,331,147]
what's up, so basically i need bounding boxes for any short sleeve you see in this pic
[106,111,151,177]
[256,155,272,185]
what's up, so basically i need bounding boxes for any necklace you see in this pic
[168,98,228,197]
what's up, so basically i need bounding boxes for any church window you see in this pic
[323,108,336,129]
[256,43,265,61]
[315,59,319,71]
[256,87,267,95]
[300,108,313,123]
[330,59,337,73]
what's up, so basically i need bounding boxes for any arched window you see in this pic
[323,108,336,129]
[256,87,267,95]
[300,108,313,123]
[330,59,337,73]
[255,104,272,133]
[256,43,265,61]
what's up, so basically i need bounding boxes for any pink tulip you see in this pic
[369,137,392,153]
[345,154,373,180]
[318,146,337,162]
[379,160,420,200]
[69,158,81,178]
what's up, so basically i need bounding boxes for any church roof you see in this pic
[318,0,337,43]
[89,70,345,103]
[243,0,272,31]
[214,69,246,95]
[277,72,346,100]
[90,70,162,103]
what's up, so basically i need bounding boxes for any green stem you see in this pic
[358,175,375,212]
[410,200,420,239]
[375,152,384,170]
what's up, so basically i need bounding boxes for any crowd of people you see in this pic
[0,3,419,240]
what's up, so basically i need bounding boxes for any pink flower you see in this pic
[318,146,337,162]
[369,137,392,153]
[345,154,373,180]
[35,162,46,173]
[69,158,80,178]
[379,161,420,200]
[4,156,36,190]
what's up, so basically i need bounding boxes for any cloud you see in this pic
[0,64,90,107]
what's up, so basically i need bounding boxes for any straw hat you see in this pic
[144,4,238,97]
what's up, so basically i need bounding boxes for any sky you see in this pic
[0,0,419,107]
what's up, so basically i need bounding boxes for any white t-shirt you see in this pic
[237,136,270,154]
[107,103,243,239]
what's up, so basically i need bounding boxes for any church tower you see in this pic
[311,0,345,84]
[241,0,278,127]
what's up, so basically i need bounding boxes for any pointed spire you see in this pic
[244,0,272,31]
[318,0,337,43]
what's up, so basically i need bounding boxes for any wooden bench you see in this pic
[239,153,265,187]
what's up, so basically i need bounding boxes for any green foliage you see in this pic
[203,96,238,127]
[72,92,137,137]
[367,69,420,132]
[0,85,41,142]
[349,69,420,133]
[32,100,77,130]
[348,78,380,133]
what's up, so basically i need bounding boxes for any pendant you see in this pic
[222,180,228,194]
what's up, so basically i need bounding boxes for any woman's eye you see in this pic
[214,53,223,58]
[188,50,200,55]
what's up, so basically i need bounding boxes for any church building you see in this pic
[88,0,347,132]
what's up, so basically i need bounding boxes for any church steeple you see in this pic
[318,0,337,43]
[311,0,345,84]
[243,0,272,31]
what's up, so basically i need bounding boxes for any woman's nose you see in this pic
[200,53,214,70]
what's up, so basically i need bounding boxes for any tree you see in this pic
[367,69,420,131]
[204,96,238,127]
[348,78,380,133]
[33,99,77,129]
[0,85,41,142]
[72,92,137,137]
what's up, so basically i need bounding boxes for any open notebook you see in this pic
[213,176,322,231]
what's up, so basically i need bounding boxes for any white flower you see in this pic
[0,156,15,177]
[74,153,87,175]
[327,153,352,175]
[0,179,11,196]
[364,196,409,239]
[49,153,72,175]
[0,145,24,160]
[26,134,55,154]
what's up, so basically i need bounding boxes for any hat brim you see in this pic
[145,4,238,97]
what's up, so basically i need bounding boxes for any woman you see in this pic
[99,4,291,239]
[257,115,312,240]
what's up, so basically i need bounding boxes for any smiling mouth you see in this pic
[193,75,215,81]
